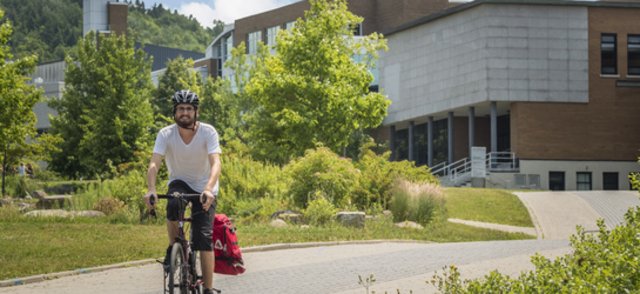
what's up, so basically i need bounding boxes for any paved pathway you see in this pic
[515,191,639,240]
[2,190,638,293]
[0,240,569,294]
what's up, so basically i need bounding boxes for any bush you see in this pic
[285,147,359,208]
[218,153,287,215]
[93,197,125,215]
[389,180,446,225]
[304,194,337,226]
[431,205,640,293]
[354,148,439,210]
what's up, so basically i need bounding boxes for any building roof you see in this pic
[384,0,640,36]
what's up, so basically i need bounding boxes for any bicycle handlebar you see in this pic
[149,193,202,207]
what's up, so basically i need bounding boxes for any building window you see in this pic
[628,35,640,76]
[224,35,233,62]
[601,33,617,75]
[285,21,295,30]
[267,25,280,48]
[603,172,618,190]
[351,23,362,36]
[549,171,565,191]
[576,172,592,191]
[247,30,262,55]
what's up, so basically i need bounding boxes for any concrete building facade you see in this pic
[210,0,640,191]
[381,0,640,190]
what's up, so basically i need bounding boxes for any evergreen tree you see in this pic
[49,32,154,178]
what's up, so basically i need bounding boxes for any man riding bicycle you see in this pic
[144,89,222,294]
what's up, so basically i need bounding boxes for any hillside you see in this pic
[0,0,223,63]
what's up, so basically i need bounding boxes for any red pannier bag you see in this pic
[212,214,246,275]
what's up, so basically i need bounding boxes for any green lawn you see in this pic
[444,187,534,227]
[0,187,536,280]
[0,209,532,280]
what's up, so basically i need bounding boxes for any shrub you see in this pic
[431,205,640,293]
[218,153,287,215]
[354,148,439,210]
[285,147,359,208]
[93,197,125,215]
[389,180,446,225]
[304,193,337,226]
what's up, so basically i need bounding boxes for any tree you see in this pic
[243,0,389,164]
[49,32,154,178]
[154,56,202,118]
[0,10,41,196]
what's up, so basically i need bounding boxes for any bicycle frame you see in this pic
[153,192,204,294]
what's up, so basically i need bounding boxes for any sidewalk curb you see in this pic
[0,239,430,288]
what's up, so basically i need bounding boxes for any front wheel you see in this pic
[168,243,188,294]
[189,251,203,294]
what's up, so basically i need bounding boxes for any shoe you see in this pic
[204,288,221,294]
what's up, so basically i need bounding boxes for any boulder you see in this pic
[395,221,424,230]
[25,209,70,217]
[71,210,106,218]
[270,219,288,228]
[336,211,365,228]
[279,213,303,224]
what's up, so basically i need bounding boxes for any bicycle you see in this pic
[150,192,217,294]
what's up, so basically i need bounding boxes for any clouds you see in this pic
[177,0,298,27]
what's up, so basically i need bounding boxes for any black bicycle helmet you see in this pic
[172,90,199,108]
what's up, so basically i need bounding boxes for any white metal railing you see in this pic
[486,152,519,172]
[433,151,519,186]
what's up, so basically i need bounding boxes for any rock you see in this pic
[71,210,106,218]
[300,225,310,229]
[382,210,393,217]
[336,211,365,228]
[24,210,106,218]
[0,198,12,207]
[279,213,303,224]
[270,219,288,228]
[395,221,424,230]
[25,209,70,217]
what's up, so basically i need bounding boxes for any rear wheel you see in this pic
[168,243,188,294]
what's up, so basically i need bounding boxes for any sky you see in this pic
[147,0,300,28]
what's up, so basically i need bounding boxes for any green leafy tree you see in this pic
[0,10,41,195]
[49,32,154,178]
[242,0,389,164]
[154,56,202,118]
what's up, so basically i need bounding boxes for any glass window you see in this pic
[267,26,280,47]
[285,21,295,30]
[628,35,640,75]
[224,35,233,61]
[603,172,618,190]
[549,171,565,191]
[576,172,592,191]
[351,23,362,36]
[601,33,617,75]
[248,30,262,55]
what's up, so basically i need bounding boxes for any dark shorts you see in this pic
[166,180,216,251]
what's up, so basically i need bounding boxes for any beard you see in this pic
[175,114,196,129]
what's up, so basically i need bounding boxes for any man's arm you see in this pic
[201,153,221,211]
[144,153,163,209]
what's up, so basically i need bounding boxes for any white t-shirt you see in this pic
[153,123,222,194]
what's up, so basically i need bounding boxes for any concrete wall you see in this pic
[380,4,589,125]
[83,0,108,35]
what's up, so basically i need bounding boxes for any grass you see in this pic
[444,187,534,227]
[0,206,532,280]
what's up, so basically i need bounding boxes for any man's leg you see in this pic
[200,250,215,289]
[167,220,179,244]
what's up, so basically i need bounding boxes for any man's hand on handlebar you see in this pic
[200,190,216,211]
[144,191,158,210]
